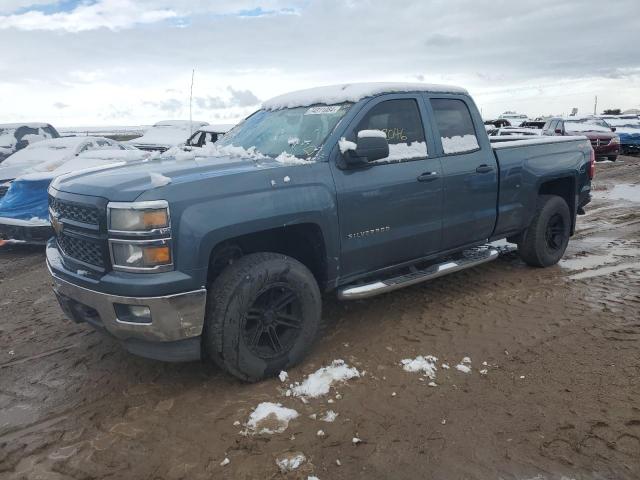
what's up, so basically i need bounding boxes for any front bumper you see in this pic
[593,144,619,158]
[48,260,207,362]
[0,219,51,245]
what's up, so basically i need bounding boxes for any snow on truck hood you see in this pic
[50,151,296,201]
[262,82,467,109]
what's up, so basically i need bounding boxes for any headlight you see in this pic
[610,136,620,144]
[110,240,172,271]
[108,200,170,233]
[107,200,173,273]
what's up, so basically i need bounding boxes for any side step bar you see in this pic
[338,246,499,300]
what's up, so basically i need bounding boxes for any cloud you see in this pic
[53,102,69,109]
[195,86,260,110]
[0,0,306,31]
[0,0,639,124]
[227,86,260,107]
[144,98,184,115]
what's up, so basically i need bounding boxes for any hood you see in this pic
[0,164,31,182]
[50,154,292,202]
[565,130,615,139]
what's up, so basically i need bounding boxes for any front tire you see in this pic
[203,252,322,382]
[518,195,571,267]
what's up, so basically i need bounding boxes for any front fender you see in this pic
[175,162,339,287]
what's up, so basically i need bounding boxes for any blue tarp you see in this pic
[0,177,51,221]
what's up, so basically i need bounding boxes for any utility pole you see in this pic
[189,69,195,136]
[593,95,598,115]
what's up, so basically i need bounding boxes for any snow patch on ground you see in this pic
[597,184,640,203]
[275,452,306,472]
[291,360,361,399]
[321,410,338,422]
[245,402,298,435]
[401,355,438,379]
[455,357,472,373]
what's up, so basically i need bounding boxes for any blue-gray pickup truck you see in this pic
[46,83,594,381]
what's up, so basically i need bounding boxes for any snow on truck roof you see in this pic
[262,82,467,110]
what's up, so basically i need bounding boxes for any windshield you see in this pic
[565,120,612,133]
[217,104,351,159]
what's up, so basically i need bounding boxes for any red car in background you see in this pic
[542,117,620,161]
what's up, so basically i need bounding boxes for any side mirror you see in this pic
[554,128,563,134]
[611,127,617,132]
[341,130,389,167]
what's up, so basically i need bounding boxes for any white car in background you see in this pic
[0,136,150,244]
[0,136,142,186]
[498,113,530,127]
[129,120,209,152]
[490,127,542,137]
[0,123,60,163]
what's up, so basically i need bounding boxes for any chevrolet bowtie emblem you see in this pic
[50,211,63,235]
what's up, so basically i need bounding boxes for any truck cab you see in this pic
[47,83,593,381]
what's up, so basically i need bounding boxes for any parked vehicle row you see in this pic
[599,116,640,155]
[542,117,620,161]
[0,123,60,163]
[44,82,594,381]
[0,137,150,243]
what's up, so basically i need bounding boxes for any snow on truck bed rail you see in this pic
[491,135,589,149]
[263,82,467,110]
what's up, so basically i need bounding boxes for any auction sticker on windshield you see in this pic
[305,106,343,115]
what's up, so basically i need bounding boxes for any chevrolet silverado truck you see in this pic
[47,82,594,381]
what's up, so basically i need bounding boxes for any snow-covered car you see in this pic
[0,123,59,163]
[183,124,235,150]
[498,113,529,127]
[0,137,150,244]
[129,120,209,152]
[601,117,640,155]
[490,127,542,137]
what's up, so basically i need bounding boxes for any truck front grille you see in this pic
[57,232,105,268]
[49,197,99,225]
[590,138,610,148]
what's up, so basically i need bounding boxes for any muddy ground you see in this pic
[1,156,639,480]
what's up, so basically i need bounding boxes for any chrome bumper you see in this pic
[50,269,207,343]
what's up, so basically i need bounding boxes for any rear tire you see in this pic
[517,195,571,267]
[203,252,323,382]
[608,155,618,162]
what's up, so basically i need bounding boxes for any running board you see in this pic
[337,246,499,300]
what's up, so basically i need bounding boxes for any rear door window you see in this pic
[430,98,479,154]
[353,98,427,163]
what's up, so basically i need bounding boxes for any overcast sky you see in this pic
[1,0,639,126]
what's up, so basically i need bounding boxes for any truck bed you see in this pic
[490,135,592,239]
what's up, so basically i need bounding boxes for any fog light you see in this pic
[114,303,152,324]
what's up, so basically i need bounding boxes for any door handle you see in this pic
[417,171,439,182]
[475,164,494,174]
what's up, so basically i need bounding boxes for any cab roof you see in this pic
[262,82,467,110]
